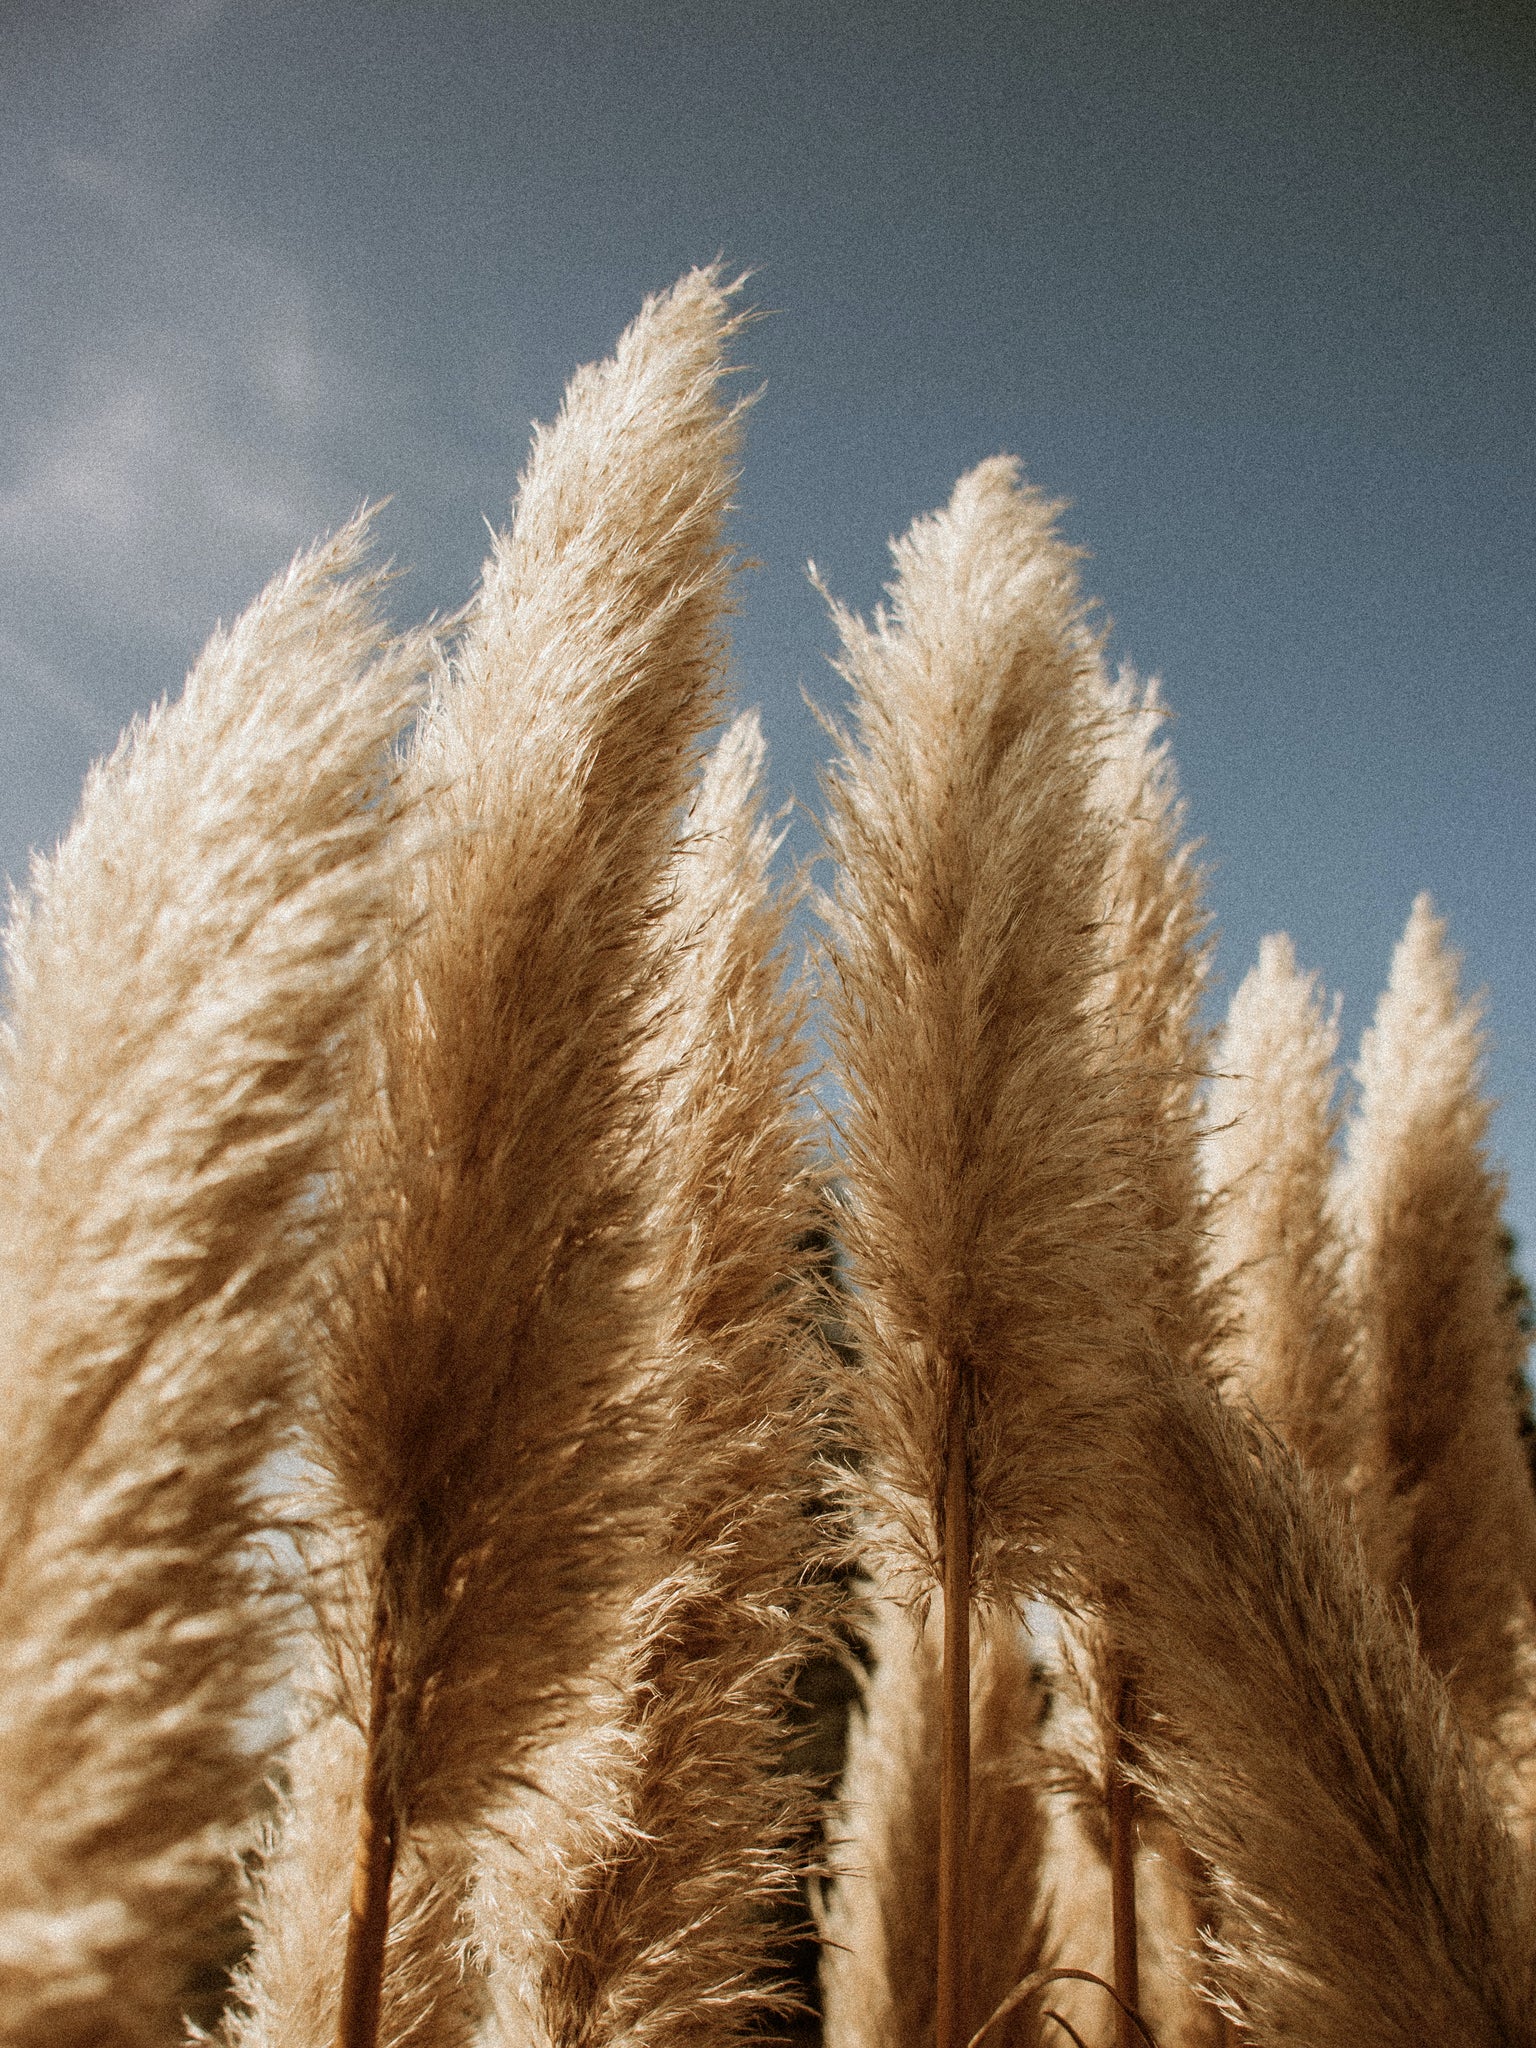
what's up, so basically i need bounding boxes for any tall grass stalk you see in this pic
[218,267,749,2048]
[0,519,420,2048]
[821,1591,1050,2048]
[818,458,1158,2048]
[528,711,828,2048]
[1341,894,1536,1822]
[1085,670,1214,2047]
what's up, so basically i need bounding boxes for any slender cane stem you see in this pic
[937,1414,972,2048]
[336,1605,400,2048]
[1109,1669,1140,2048]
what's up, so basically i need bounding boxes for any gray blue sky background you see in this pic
[5,0,1533,1239]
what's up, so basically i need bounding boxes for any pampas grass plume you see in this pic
[1340,893,1536,1805]
[534,710,826,2048]
[1203,934,1365,1495]
[0,519,419,2048]
[1089,669,1212,1379]
[1086,1377,1536,2047]
[228,268,753,2048]
[818,455,1154,1611]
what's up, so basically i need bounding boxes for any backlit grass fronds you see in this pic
[0,521,419,2048]
[530,710,827,2048]
[1041,1617,1229,2048]
[821,1590,1050,2048]
[219,1691,480,2048]
[1090,669,1213,1378]
[1036,1771,1226,2048]
[1340,894,1536,1802]
[1204,934,1365,1495]
[1082,668,1218,2048]
[818,455,1154,1611]
[303,267,748,2024]
[1086,1376,1536,2048]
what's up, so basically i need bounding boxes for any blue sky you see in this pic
[5,0,1533,1240]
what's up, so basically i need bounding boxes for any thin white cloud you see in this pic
[1,176,390,651]
[0,141,412,864]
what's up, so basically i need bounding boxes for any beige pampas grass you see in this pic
[218,1682,479,2048]
[1090,669,1212,1377]
[1340,893,1536,1806]
[818,455,1152,1613]
[818,456,1164,2048]
[1072,672,1216,2048]
[0,520,419,2048]
[821,1591,1050,2048]
[253,266,751,2043]
[1084,1375,1536,2048]
[1203,934,1364,1495]
[531,710,825,2048]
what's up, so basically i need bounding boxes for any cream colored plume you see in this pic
[1340,893,1536,1813]
[1090,668,1213,1379]
[0,520,419,2048]
[1083,1375,1536,2048]
[1204,933,1365,1495]
[225,267,750,2041]
[821,1591,1050,2048]
[818,456,1156,1611]
[517,711,826,2048]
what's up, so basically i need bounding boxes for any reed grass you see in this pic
[817,458,1172,2048]
[225,264,750,2048]
[817,455,1161,1616]
[1080,1375,1536,2048]
[1082,670,1216,2048]
[1203,934,1365,1496]
[4,285,1534,2048]
[530,711,829,2048]
[821,1588,1051,2048]
[0,518,421,2048]
[1340,894,1536,1823]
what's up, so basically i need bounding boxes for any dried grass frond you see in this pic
[1039,1615,1227,2048]
[1086,1376,1536,2048]
[1203,934,1365,1496]
[1089,669,1213,1378]
[1340,894,1536,1810]
[317,260,747,1837]
[821,1589,1051,2048]
[817,457,1156,1612]
[218,1703,480,2048]
[0,519,420,2048]
[515,710,828,2048]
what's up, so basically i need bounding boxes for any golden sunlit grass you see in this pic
[1,271,1532,2048]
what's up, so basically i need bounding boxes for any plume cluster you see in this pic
[3,268,1533,2048]
[1088,1376,1536,2048]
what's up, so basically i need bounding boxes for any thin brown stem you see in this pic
[969,1967,1161,2048]
[335,1604,400,2048]
[1042,2012,1095,2048]
[1109,1669,1140,2048]
[937,1408,972,2048]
